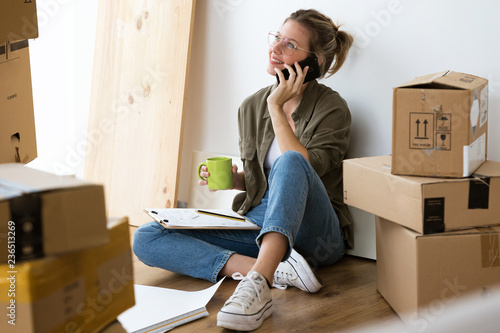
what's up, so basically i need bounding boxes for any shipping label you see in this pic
[463,133,486,177]
[423,197,445,234]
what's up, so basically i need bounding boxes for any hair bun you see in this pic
[286,9,353,78]
[330,19,339,37]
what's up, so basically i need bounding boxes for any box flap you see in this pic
[0,0,38,44]
[42,186,108,254]
[434,71,488,90]
[0,164,95,201]
[471,160,500,177]
[346,156,458,185]
[396,71,487,90]
[396,70,450,88]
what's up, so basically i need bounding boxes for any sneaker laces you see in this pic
[225,272,264,309]
[273,266,296,290]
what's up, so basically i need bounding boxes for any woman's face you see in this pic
[267,20,312,76]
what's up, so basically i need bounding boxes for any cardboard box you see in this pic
[343,156,500,234]
[0,217,135,333]
[392,71,488,178]
[0,0,38,44]
[0,163,108,262]
[0,40,37,164]
[376,216,500,324]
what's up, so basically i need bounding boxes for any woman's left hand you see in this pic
[267,62,309,108]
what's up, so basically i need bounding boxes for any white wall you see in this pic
[28,0,99,176]
[177,0,500,258]
[179,0,500,203]
[27,0,500,181]
[27,0,500,256]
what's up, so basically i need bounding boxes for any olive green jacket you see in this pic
[231,80,354,248]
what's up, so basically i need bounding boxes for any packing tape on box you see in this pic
[9,193,44,261]
[468,177,490,209]
[0,40,28,58]
[479,227,500,268]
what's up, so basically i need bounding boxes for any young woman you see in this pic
[134,9,354,331]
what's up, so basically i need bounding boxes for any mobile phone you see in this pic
[276,56,321,84]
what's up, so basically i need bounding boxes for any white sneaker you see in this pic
[217,271,273,331]
[273,248,323,293]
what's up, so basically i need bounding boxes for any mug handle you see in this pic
[198,162,208,180]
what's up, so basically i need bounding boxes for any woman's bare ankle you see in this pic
[218,253,256,279]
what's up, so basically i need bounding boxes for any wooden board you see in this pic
[84,0,196,226]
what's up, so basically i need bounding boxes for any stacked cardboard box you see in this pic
[392,71,488,178]
[0,217,135,333]
[99,320,128,333]
[0,4,135,332]
[0,163,110,261]
[0,159,136,333]
[343,71,500,323]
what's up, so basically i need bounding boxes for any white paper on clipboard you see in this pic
[143,208,260,230]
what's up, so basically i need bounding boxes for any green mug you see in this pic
[198,157,233,190]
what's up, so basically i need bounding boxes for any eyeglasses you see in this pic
[268,31,314,56]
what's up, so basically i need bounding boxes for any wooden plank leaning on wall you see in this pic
[84,0,197,226]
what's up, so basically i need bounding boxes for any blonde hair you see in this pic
[285,9,353,78]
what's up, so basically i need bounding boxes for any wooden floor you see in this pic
[129,227,400,332]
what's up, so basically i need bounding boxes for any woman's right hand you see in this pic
[198,165,211,188]
[230,164,246,191]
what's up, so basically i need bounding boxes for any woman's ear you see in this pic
[317,54,324,66]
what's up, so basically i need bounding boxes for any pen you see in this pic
[196,210,245,221]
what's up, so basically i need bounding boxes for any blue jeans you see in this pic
[133,151,344,283]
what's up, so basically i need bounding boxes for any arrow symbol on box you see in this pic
[415,119,429,139]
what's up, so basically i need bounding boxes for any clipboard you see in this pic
[144,208,260,230]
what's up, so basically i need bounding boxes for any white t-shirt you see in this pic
[264,137,281,178]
